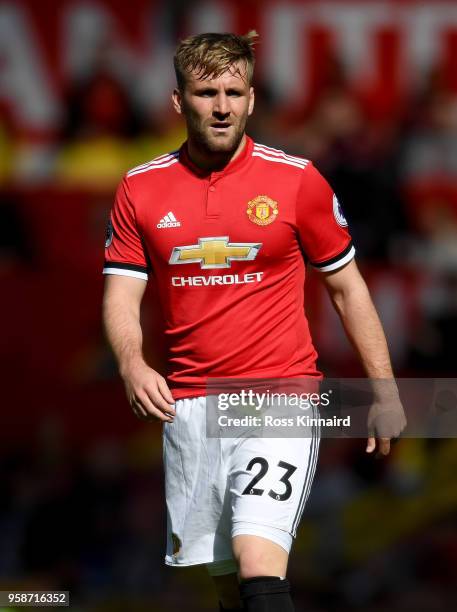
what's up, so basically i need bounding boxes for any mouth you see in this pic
[210,122,232,131]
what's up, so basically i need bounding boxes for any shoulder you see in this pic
[125,150,180,180]
[251,142,310,173]
[114,150,180,209]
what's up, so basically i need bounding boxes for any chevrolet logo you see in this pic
[169,237,262,269]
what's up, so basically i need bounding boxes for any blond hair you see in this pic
[174,31,258,90]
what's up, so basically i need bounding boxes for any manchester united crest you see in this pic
[247,195,278,226]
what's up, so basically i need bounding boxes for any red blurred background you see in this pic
[1,1,457,610]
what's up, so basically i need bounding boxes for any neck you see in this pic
[187,134,246,171]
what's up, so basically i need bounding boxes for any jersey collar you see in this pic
[179,135,253,178]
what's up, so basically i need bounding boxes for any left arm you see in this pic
[320,259,406,455]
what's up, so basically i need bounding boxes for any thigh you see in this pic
[163,396,233,566]
[229,424,320,540]
[232,533,289,579]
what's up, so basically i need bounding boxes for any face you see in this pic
[172,61,255,156]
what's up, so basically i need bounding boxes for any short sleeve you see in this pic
[103,177,149,281]
[296,163,355,272]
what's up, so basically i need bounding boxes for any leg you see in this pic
[227,404,320,610]
[233,534,295,611]
[164,397,237,610]
[228,431,314,611]
[232,534,288,579]
[206,559,241,610]
[210,573,242,611]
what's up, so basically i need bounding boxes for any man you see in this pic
[102,31,406,612]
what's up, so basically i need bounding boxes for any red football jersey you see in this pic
[104,137,354,399]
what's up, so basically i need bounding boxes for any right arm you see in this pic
[102,274,175,422]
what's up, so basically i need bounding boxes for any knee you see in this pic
[236,548,277,580]
[233,535,289,580]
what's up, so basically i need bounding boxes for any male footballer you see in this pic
[102,31,406,611]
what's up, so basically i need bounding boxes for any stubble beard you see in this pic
[187,113,248,158]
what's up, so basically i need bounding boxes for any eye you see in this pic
[197,90,216,97]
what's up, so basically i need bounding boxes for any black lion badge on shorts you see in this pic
[105,219,113,248]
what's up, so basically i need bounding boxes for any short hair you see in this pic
[173,31,258,90]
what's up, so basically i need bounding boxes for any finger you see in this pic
[131,397,157,421]
[133,407,152,421]
[131,400,151,421]
[377,438,391,456]
[156,381,176,416]
[157,377,175,408]
[134,392,173,422]
[145,385,176,417]
[129,393,147,417]
[366,437,376,453]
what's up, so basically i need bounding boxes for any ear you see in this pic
[248,86,255,116]
[172,88,183,115]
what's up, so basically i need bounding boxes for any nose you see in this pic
[213,93,230,119]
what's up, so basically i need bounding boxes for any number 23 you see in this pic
[242,457,297,501]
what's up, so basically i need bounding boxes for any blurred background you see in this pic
[1,0,457,610]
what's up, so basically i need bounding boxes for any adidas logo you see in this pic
[157,211,181,229]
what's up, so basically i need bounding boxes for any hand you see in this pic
[366,392,407,456]
[121,360,176,423]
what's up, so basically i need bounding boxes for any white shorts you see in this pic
[163,396,320,568]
